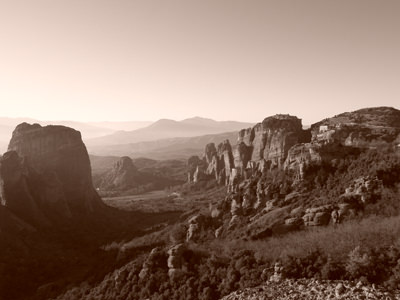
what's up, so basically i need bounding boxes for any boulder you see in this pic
[167,243,186,278]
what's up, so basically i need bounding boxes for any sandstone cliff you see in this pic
[188,114,309,183]
[189,107,400,186]
[0,123,104,226]
[98,156,139,190]
[185,107,400,239]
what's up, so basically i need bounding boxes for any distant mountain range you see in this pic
[0,118,149,153]
[0,116,253,158]
[86,117,253,147]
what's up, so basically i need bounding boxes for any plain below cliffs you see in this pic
[0,123,104,227]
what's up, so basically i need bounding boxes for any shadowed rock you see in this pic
[99,156,139,190]
[1,123,104,226]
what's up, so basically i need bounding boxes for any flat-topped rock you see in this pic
[1,123,103,225]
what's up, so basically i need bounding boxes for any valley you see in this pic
[1,107,400,300]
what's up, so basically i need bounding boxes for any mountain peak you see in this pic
[181,116,216,123]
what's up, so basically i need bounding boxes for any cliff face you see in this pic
[188,106,400,187]
[286,107,400,180]
[188,114,308,182]
[237,115,305,170]
[0,151,50,226]
[185,107,400,243]
[0,123,103,226]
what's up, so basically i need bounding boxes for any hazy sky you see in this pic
[0,0,399,125]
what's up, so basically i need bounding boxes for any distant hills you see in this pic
[0,118,147,153]
[0,116,252,157]
[86,117,253,147]
[87,131,240,159]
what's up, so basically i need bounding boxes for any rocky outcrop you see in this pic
[187,214,204,241]
[167,243,186,277]
[186,214,217,242]
[235,114,307,174]
[233,142,252,177]
[283,108,400,182]
[218,140,235,183]
[189,107,400,187]
[0,123,103,226]
[204,143,220,180]
[99,156,139,190]
[187,114,309,186]
[302,205,333,226]
[342,176,383,203]
[261,115,304,167]
[311,107,400,147]
[8,123,102,213]
[138,247,164,279]
[187,140,235,185]
[221,279,400,300]
[187,155,203,183]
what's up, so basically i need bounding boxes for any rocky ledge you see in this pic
[221,279,400,300]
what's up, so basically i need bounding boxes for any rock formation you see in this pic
[188,108,400,188]
[99,156,139,190]
[184,107,400,239]
[0,123,103,226]
[187,155,203,183]
[138,247,164,279]
[187,114,309,185]
[167,243,186,277]
[311,107,400,147]
[302,205,333,226]
[342,176,383,203]
[0,151,50,225]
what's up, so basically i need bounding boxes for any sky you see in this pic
[0,0,399,125]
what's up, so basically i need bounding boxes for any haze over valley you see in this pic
[1,0,400,299]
